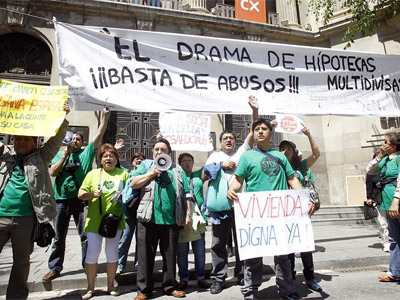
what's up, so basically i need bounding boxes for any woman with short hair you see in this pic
[78,143,130,299]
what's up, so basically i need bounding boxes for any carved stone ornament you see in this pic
[136,20,153,31]
[6,4,27,26]
[246,34,261,42]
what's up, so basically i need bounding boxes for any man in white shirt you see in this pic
[204,96,258,294]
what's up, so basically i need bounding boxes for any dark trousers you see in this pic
[210,211,244,283]
[0,216,36,300]
[288,251,315,281]
[136,221,179,295]
[48,199,87,272]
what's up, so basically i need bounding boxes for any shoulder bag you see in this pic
[97,169,122,238]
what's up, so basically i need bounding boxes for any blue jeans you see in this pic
[387,216,400,279]
[118,217,137,272]
[48,199,87,272]
[177,233,206,282]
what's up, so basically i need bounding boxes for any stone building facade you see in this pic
[0,0,399,206]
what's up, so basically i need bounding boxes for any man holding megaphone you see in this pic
[130,137,192,300]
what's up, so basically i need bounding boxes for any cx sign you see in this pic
[240,0,260,12]
[235,0,266,23]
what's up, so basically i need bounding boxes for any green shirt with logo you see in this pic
[80,168,130,233]
[0,155,34,216]
[134,162,191,225]
[52,142,96,200]
[235,149,294,192]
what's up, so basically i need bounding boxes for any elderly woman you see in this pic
[78,144,130,299]
[367,130,400,282]
[130,138,191,300]
[279,126,321,292]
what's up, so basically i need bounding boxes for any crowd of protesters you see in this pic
[1,96,399,300]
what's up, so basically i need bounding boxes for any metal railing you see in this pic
[214,4,235,18]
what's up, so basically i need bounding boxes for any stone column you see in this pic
[276,0,301,29]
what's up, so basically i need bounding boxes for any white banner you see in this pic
[274,114,304,134]
[55,22,400,116]
[159,112,213,151]
[234,189,315,260]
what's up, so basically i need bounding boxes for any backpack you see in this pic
[124,160,154,219]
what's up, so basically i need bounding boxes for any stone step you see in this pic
[312,217,375,226]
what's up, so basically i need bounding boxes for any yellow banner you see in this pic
[0,79,68,136]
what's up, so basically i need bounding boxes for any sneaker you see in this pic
[306,279,322,291]
[210,281,225,294]
[198,279,212,288]
[42,270,60,282]
[115,269,122,277]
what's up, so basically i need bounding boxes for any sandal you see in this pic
[82,290,94,300]
[107,289,119,296]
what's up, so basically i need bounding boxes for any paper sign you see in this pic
[0,79,68,136]
[275,114,304,134]
[160,112,213,151]
[234,189,315,260]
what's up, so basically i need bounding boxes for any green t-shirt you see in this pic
[52,142,96,200]
[80,168,130,233]
[0,155,34,216]
[293,159,315,188]
[235,149,294,192]
[134,162,191,225]
[379,155,400,210]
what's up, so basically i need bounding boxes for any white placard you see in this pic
[274,114,304,134]
[234,189,315,260]
[55,22,400,116]
[159,112,213,151]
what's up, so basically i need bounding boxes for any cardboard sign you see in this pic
[234,189,315,260]
[0,79,68,136]
[275,114,304,134]
[160,112,213,151]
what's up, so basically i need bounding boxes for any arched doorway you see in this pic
[0,32,52,144]
[0,32,52,85]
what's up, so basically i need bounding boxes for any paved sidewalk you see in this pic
[0,222,389,296]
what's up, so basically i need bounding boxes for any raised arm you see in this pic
[49,147,70,177]
[42,104,70,164]
[302,126,320,169]
[245,95,259,148]
[92,107,111,148]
